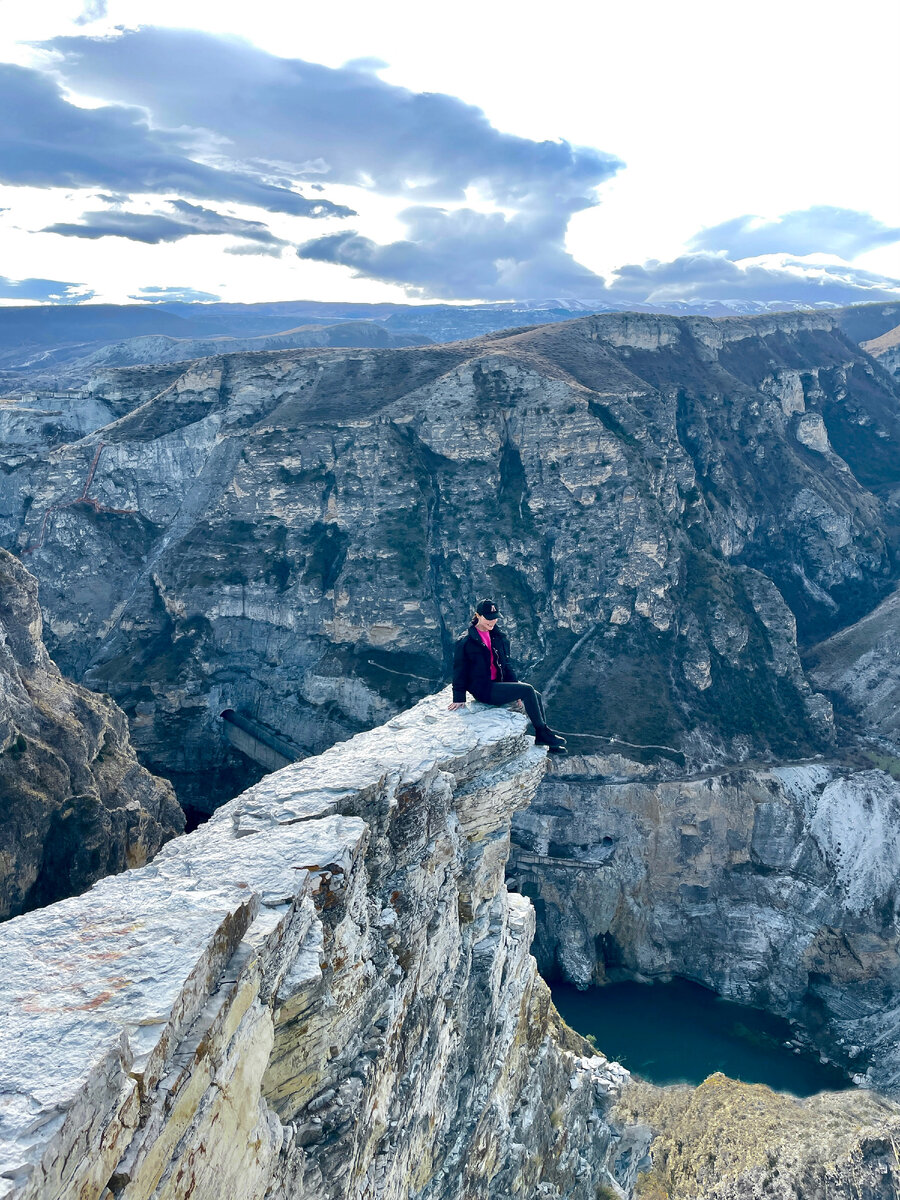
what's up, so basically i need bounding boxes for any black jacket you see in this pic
[452,624,518,703]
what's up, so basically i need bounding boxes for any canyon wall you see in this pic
[2,310,899,808]
[0,692,649,1200]
[861,321,900,380]
[510,753,900,1092]
[806,584,900,755]
[0,547,183,919]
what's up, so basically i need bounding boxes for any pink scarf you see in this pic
[477,627,499,680]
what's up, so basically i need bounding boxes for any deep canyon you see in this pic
[3,304,900,1198]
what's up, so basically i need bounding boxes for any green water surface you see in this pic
[551,977,853,1096]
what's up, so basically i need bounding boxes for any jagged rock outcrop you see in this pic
[0,548,183,919]
[2,309,899,806]
[862,321,900,378]
[806,584,900,756]
[0,691,650,1200]
[509,756,900,1092]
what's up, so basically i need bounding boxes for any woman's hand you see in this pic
[447,701,466,711]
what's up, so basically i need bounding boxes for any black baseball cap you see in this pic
[476,599,501,620]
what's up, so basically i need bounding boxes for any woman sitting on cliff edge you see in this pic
[447,599,567,754]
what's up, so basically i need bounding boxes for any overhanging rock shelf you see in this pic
[0,688,647,1200]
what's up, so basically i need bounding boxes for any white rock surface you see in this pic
[0,689,647,1200]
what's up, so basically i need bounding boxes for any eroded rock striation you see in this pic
[2,310,899,807]
[0,691,649,1200]
[510,755,900,1092]
[0,547,183,919]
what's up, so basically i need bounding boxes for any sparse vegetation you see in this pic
[595,1184,621,1200]
[2,733,27,757]
[634,1172,668,1200]
[615,1075,900,1199]
[862,749,900,781]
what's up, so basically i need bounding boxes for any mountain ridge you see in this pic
[3,298,900,392]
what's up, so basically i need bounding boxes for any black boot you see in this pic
[546,727,567,744]
[534,725,567,754]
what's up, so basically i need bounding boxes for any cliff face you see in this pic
[2,310,898,806]
[0,692,649,1200]
[805,584,900,756]
[510,755,900,1092]
[861,321,900,379]
[0,547,183,919]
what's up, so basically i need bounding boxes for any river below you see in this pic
[551,977,853,1096]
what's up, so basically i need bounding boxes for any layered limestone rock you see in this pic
[0,691,649,1200]
[0,547,183,919]
[2,310,898,805]
[806,584,900,756]
[0,393,117,450]
[509,757,900,1092]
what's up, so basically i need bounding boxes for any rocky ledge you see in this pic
[0,690,649,1200]
[0,548,183,919]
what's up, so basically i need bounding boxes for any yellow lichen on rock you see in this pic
[617,1073,900,1199]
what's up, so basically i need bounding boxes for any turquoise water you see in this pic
[551,977,853,1096]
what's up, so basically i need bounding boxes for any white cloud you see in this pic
[0,2,897,304]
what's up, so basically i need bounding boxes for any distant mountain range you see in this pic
[0,320,431,389]
[2,297,900,391]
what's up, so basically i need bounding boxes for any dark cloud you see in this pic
[299,205,604,299]
[342,57,389,73]
[38,29,623,301]
[301,213,900,304]
[95,192,131,205]
[43,200,287,245]
[0,63,354,218]
[23,31,900,306]
[0,276,94,303]
[45,30,622,209]
[130,286,221,303]
[690,207,900,260]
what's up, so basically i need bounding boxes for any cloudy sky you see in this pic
[1,0,899,307]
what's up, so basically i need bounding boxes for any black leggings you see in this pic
[486,682,546,729]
